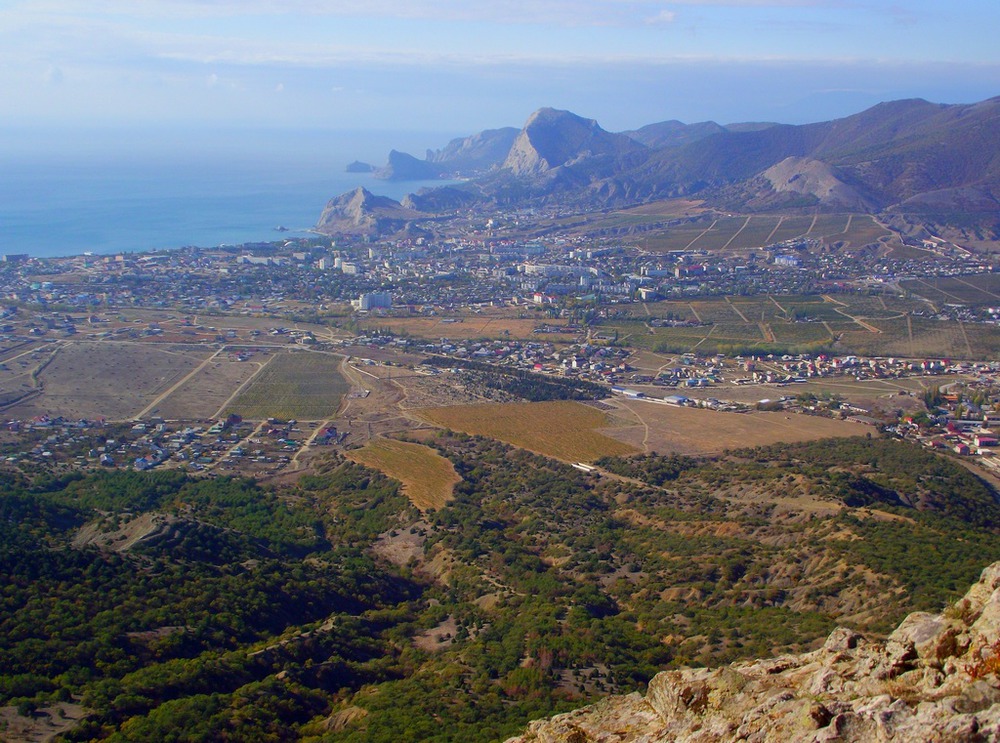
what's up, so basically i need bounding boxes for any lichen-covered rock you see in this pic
[507,562,1000,742]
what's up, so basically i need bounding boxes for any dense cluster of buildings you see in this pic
[1,224,994,322]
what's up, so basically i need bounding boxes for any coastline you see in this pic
[0,137,458,259]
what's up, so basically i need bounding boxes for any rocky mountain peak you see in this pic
[502,107,645,177]
[315,186,420,236]
[508,561,1000,742]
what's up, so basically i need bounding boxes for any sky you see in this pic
[2,0,1000,153]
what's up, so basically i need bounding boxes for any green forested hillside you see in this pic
[1,435,999,741]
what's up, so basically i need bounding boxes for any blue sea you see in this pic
[0,128,457,258]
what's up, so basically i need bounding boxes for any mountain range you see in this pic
[319,96,1000,235]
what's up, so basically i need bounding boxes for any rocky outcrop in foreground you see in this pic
[508,562,1000,742]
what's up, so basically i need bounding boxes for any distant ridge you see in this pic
[321,95,1000,234]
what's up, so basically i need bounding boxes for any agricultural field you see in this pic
[836,214,894,247]
[223,351,350,420]
[3,341,211,420]
[766,215,816,244]
[901,274,1000,307]
[805,213,851,238]
[0,340,46,408]
[836,316,997,359]
[415,400,638,462]
[358,313,580,342]
[687,300,743,324]
[675,374,937,408]
[152,350,275,421]
[606,293,997,359]
[633,213,893,255]
[346,437,461,511]
[605,399,872,455]
[769,322,836,345]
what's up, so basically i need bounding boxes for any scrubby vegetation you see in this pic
[1,435,999,740]
[423,355,610,401]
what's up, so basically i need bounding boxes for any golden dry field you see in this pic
[606,399,874,455]
[347,437,461,511]
[414,400,638,462]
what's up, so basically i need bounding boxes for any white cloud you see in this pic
[1,0,696,29]
[645,9,677,24]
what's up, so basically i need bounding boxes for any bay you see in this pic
[0,128,457,258]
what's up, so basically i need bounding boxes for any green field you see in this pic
[224,351,349,420]
[901,274,1000,307]
[604,293,996,358]
[638,214,892,254]
[768,215,816,244]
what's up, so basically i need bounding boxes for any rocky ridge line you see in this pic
[507,562,1000,742]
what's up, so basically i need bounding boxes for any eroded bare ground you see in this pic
[393,371,495,409]
[413,615,458,653]
[0,703,88,743]
[372,520,431,569]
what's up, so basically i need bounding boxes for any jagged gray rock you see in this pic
[502,108,645,177]
[508,562,1000,742]
[315,186,422,236]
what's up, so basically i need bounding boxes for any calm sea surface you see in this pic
[0,130,455,258]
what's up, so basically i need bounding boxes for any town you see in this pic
[2,219,999,484]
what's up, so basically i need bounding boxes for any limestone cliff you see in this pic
[426,127,519,173]
[502,108,645,178]
[374,150,443,181]
[508,562,1000,742]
